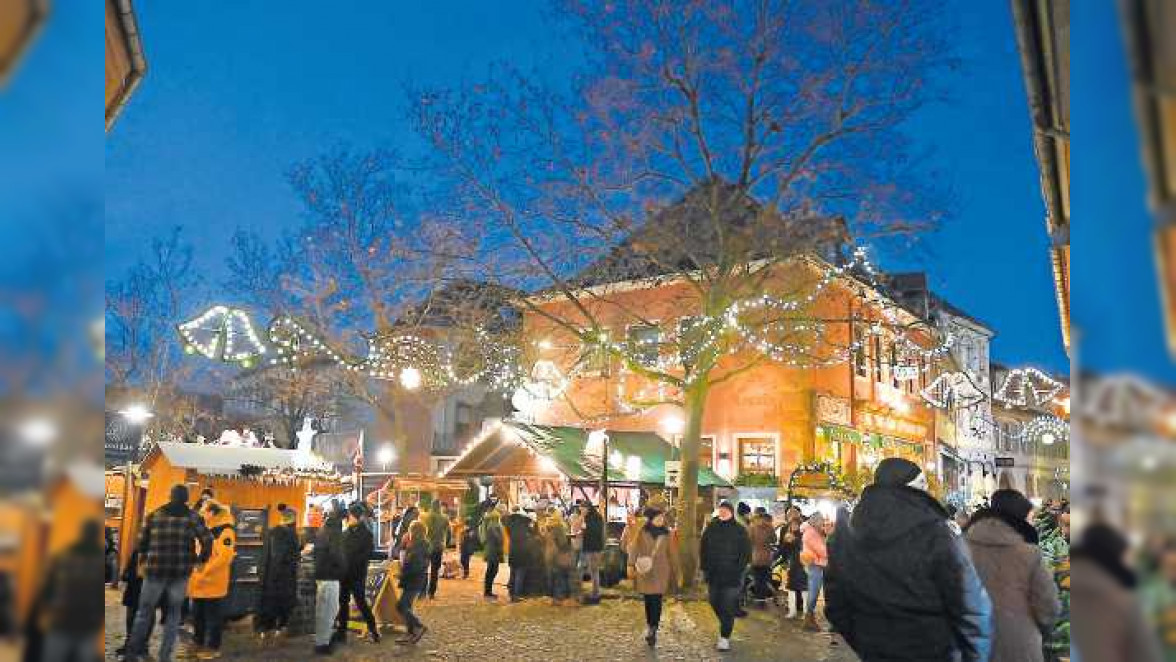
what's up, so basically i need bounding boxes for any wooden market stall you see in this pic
[132,443,352,616]
[441,421,733,521]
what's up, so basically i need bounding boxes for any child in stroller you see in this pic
[743,542,788,608]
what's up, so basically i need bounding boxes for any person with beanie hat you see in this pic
[336,502,380,644]
[963,489,1059,662]
[825,458,993,662]
[700,500,751,652]
[125,485,214,662]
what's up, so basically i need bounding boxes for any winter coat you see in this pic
[779,523,808,591]
[137,500,213,580]
[259,523,299,612]
[825,485,992,662]
[748,517,776,568]
[480,517,505,564]
[700,518,751,588]
[342,521,375,584]
[313,515,347,582]
[1070,557,1164,662]
[121,550,146,608]
[965,516,1060,662]
[626,527,678,596]
[504,513,533,567]
[189,507,236,600]
[801,521,828,568]
[582,508,605,553]
[41,537,104,634]
[423,506,450,551]
[399,539,430,593]
[545,521,575,570]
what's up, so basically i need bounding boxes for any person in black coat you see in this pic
[396,521,430,644]
[503,507,534,602]
[826,458,993,662]
[257,507,300,638]
[312,507,347,655]
[459,518,480,580]
[778,512,808,619]
[336,503,379,643]
[700,501,752,652]
[580,503,605,604]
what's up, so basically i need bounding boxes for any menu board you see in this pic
[236,508,267,543]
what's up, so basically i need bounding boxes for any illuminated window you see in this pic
[738,437,776,475]
[628,324,660,368]
[853,325,869,378]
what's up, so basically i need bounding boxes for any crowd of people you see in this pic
[111,458,1176,661]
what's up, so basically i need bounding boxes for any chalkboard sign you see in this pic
[236,508,267,543]
[233,545,265,582]
[365,562,388,605]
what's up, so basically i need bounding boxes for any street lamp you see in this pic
[120,404,154,425]
[18,418,56,446]
[398,367,422,391]
[377,444,395,470]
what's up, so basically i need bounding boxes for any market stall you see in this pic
[133,443,351,617]
[441,421,732,518]
[366,474,471,547]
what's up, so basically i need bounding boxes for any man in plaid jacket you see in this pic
[126,484,213,662]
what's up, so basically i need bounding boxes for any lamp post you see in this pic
[373,445,395,547]
[116,404,153,584]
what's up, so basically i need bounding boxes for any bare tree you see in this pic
[224,148,519,468]
[410,0,954,582]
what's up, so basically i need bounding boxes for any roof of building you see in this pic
[146,442,341,480]
[442,421,732,488]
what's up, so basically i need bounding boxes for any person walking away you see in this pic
[580,503,605,605]
[825,458,991,662]
[479,509,505,599]
[700,501,751,652]
[126,484,213,662]
[504,506,533,602]
[422,501,450,599]
[312,505,347,656]
[748,508,776,603]
[257,507,299,642]
[40,519,104,662]
[626,503,678,648]
[779,513,807,619]
[544,511,575,606]
[964,489,1060,662]
[800,511,829,631]
[336,503,380,644]
[395,521,430,644]
[188,501,237,660]
[459,517,479,580]
[1071,524,1163,662]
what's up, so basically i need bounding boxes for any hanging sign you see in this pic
[664,461,681,488]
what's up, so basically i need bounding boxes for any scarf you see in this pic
[644,523,670,539]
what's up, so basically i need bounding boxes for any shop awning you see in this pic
[442,421,732,488]
[147,442,345,483]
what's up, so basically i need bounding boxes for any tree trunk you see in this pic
[675,380,710,589]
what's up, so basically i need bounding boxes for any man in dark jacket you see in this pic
[700,501,751,652]
[126,484,213,662]
[479,510,505,599]
[504,507,533,602]
[336,503,379,643]
[422,501,450,599]
[257,507,300,638]
[580,503,605,604]
[313,506,347,655]
[826,458,992,662]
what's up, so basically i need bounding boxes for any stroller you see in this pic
[742,543,788,608]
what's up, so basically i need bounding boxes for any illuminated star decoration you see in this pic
[993,368,1065,408]
[920,371,987,409]
[177,305,267,367]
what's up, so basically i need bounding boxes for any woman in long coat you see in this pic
[257,507,300,638]
[965,490,1059,662]
[779,512,807,619]
[626,505,678,648]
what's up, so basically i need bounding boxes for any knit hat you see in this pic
[990,489,1033,522]
[717,500,735,514]
[874,457,922,487]
[736,502,751,517]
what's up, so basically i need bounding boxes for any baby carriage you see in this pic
[743,543,788,608]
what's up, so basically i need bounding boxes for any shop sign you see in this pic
[664,460,681,488]
[858,410,928,440]
[816,394,852,426]
[995,457,1015,468]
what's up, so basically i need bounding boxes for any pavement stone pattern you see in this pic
[106,558,858,662]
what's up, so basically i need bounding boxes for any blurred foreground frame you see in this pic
[0,0,49,88]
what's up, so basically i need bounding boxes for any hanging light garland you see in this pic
[177,305,267,366]
[992,368,1066,407]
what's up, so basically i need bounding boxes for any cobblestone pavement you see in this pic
[106,560,858,662]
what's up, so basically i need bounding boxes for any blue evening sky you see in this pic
[94,3,1164,383]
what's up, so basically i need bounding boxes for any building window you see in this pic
[671,434,715,469]
[628,324,661,368]
[871,335,883,381]
[738,436,776,475]
[853,325,869,378]
[454,403,473,441]
[580,329,611,375]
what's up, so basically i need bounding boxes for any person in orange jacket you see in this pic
[188,501,236,660]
